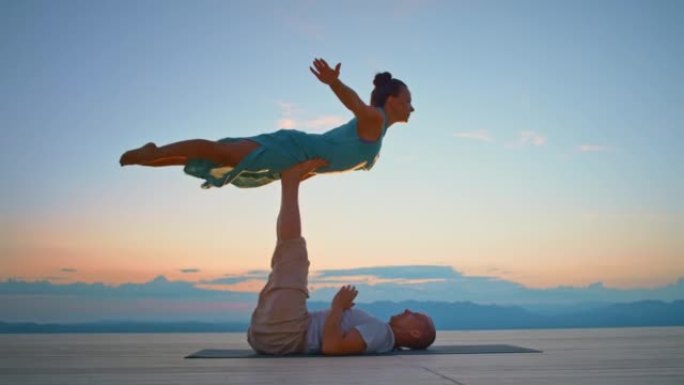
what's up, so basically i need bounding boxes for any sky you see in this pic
[2,0,683,308]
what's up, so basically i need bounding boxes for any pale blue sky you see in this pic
[1,0,682,288]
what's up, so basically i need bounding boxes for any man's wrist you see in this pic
[329,305,343,313]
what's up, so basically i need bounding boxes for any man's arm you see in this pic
[277,159,328,241]
[277,174,302,241]
[321,285,367,355]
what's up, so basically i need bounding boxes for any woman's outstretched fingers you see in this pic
[310,58,340,85]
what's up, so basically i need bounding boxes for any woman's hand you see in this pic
[310,58,341,85]
[331,285,357,312]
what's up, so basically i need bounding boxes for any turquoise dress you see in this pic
[184,109,389,188]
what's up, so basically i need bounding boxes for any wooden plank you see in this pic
[0,328,682,385]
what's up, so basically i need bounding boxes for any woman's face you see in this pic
[387,87,414,122]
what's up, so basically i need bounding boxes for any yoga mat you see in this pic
[186,344,542,358]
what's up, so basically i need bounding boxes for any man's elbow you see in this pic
[321,342,341,356]
[321,342,365,356]
[321,341,356,356]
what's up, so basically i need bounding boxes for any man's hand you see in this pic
[322,285,366,355]
[310,58,341,85]
[331,285,357,312]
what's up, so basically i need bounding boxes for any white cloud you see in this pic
[275,101,345,131]
[304,115,346,131]
[453,130,493,142]
[577,144,612,153]
[509,131,546,148]
[3,268,683,323]
[275,101,298,128]
[276,118,297,129]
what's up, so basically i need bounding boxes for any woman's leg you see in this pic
[120,139,260,167]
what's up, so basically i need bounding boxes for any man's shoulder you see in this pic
[352,316,394,353]
[344,309,390,334]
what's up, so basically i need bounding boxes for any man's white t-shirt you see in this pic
[305,308,395,354]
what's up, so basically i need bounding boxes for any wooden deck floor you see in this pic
[1,327,683,385]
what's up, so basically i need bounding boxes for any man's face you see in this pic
[389,309,428,331]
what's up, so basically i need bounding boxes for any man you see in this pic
[247,159,436,355]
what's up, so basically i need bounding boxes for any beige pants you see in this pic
[247,237,310,355]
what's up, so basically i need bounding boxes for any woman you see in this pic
[120,58,414,188]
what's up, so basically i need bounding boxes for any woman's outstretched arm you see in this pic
[310,58,383,140]
[310,58,364,114]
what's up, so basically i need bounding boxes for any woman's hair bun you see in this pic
[373,72,393,88]
[369,71,406,107]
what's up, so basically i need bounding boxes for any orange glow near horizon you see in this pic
[3,242,682,290]
[3,204,682,290]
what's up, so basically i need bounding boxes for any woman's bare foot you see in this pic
[120,143,157,166]
[281,158,329,182]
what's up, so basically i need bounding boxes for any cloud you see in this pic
[0,276,252,300]
[275,101,298,129]
[577,144,612,153]
[275,100,345,131]
[302,266,459,292]
[276,118,297,129]
[2,270,683,323]
[304,116,346,131]
[510,131,546,147]
[60,268,77,273]
[203,270,269,285]
[315,265,461,280]
[453,130,493,142]
[180,269,200,274]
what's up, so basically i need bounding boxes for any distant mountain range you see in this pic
[3,299,682,333]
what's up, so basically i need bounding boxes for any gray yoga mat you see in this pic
[186,344,542,358]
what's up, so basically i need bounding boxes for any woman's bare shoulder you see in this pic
[356,107,384,142]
